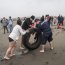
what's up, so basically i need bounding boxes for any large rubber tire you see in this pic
[22,28,42,50]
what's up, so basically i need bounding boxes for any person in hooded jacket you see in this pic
[38,15,53,53]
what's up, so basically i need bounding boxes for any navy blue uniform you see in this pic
[38,21,53,44]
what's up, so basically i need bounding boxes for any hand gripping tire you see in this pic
[22,28,42,51]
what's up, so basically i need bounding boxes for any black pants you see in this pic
[41,32,53,45]
[3,26,8,34]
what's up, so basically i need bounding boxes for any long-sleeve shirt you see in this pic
[38,20,52,36]
[8,19,13,25]
[22,18,32,30]
[2,19,7,26]
[9,25,27,41]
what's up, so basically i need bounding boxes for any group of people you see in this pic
[0,14,64,60]
[57,15,64,29]
[0,16,13,34]
[3,15,54,60]
[44,15,64,27]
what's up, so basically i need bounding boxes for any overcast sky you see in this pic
[0,0,65,18]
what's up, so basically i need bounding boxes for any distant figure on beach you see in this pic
[17,17,22,26]
[40,15,44,23]
[22,17,26,25]
[60,15,64,26]
[53,17,57,25]
[50,16,53,26]
[57,15,64,29]
[8,16,13,33]
[2,17,8,34]
[57,15,64,25]
[0,18,3,23]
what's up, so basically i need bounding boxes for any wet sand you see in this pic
[0,22,65,65]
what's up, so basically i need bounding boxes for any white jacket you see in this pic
[9,25,26,41]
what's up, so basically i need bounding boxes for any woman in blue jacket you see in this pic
[39,15,53,53]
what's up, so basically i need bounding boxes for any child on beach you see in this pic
[4,20,28,60]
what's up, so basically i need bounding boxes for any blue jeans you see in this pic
[7,24,13,33]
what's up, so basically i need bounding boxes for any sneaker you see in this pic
[40,50,44,53]
[10,54,15,57]
[21,49,29,54]
[20,47,25,50]
[40,45,45,53]
[4,56,10,60]
[23,49,29,54]
[50,47,54,50]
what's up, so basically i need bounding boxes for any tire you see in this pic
[22,28,42,50]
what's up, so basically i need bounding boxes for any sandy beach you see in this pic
[0,22,65,65]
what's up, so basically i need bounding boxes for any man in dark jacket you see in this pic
[20,15,35,51]
[22,15,35,30]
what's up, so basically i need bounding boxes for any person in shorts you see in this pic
[4,20,28,60]
[38,15,53,53]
